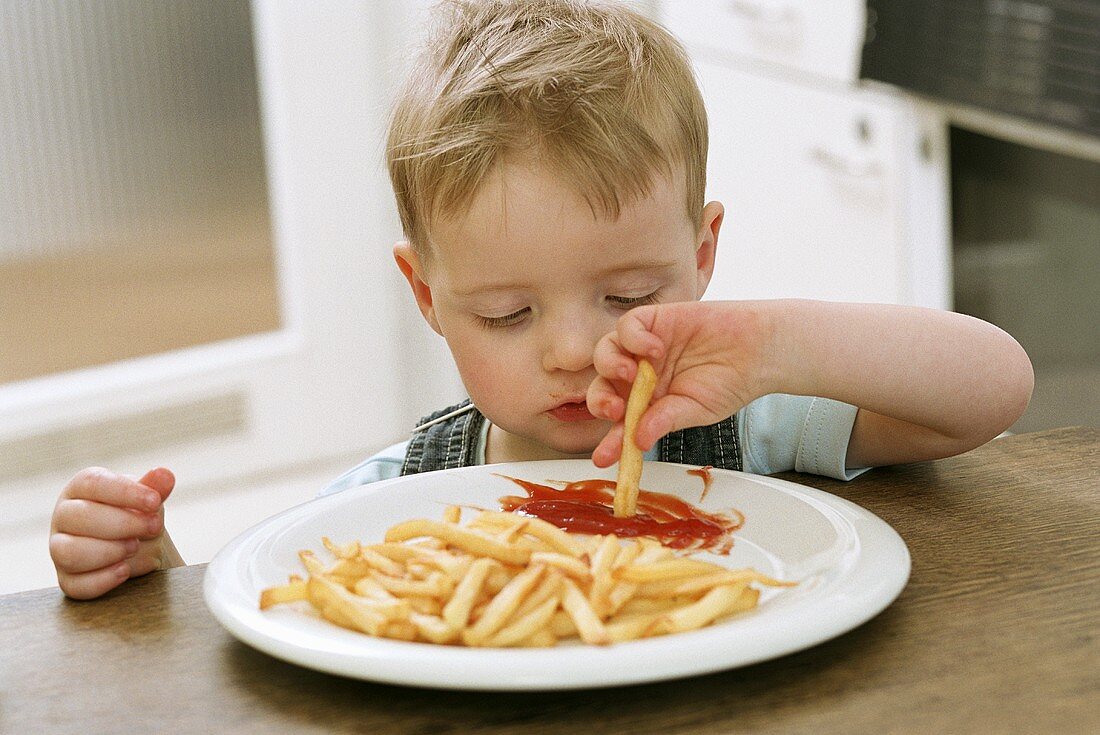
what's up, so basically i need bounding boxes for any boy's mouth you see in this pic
[548,400,595,422]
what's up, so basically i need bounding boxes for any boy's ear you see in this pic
[393,242,443,335]
[694,201,723,297]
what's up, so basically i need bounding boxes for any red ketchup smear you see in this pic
[688,466,714,501]
[497,470,743,554]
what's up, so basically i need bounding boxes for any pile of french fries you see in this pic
[259,505,793,647]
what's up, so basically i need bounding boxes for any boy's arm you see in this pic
[587,300,1034,469]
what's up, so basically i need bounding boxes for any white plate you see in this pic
[203,460,909,690]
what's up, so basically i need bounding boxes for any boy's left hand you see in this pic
[586,301,775,467]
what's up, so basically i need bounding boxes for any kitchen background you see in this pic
[2,0,1097,594]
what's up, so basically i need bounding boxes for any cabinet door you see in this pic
[697,60,918,305]
[661,0,866,83]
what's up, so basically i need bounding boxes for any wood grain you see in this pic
[2,428,1097,734]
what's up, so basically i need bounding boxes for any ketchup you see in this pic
[497,471,742,553]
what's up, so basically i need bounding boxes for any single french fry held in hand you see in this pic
[259,504,792,647]
[614,358,658,517]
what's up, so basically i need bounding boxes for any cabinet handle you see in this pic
[809,146,883,179]
[728,1,798,26]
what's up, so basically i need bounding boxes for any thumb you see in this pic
[138,467,176,502]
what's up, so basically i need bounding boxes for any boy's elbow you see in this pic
[948,334,1034,454]
[981,335,1035,442]
[1002,335,1035,428]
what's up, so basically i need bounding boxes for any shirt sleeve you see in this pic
[739,394,869,481]
[317,440,408,497]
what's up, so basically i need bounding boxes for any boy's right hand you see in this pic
[586,301,777,467]
[50,466,177,600]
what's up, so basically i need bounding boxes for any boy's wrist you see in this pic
[751,299,808,398]
[743,299,796,402]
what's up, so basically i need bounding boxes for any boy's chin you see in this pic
[539,433,603,459]
[487,417,608,462]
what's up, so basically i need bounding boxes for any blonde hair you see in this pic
[386,0,708,255]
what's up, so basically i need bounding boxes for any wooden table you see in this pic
[3,428,1097,734]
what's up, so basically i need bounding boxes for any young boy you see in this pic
[49,0,1034,600]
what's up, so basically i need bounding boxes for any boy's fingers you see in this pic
[591,424,625,468]
[636,395,702,450]
[49,533,138,574]
[592,333,637,383]
[61,467,161,513]
[586,376,626,422]
[137,467,176,501]
[53,498,162,541]
[57,561,130,601]
[616,308,664,360]
[125,543,164,579]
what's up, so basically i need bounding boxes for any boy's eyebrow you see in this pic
[597,258,681,276]
[450,282,530,298]
[452,259,681,297]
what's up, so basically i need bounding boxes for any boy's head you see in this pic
[387,0,723,461]
[387,0,709,258]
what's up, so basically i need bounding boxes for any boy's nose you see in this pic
[541,318,598,374]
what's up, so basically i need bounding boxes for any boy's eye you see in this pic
[476,307,529,328]
[607,291,660,308]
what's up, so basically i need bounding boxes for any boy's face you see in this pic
[396,161,722,460]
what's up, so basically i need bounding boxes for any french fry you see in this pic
[369,570,453,598]
[307,575,387,635]
[549,609,577,638]
[298,549,326,576]
[462,564,546,646]
[482,596,560,648]
[530,551,591,581]
[442,557,497,629]
[474,511,586,557]
[645,583,747,637]
[385,519,530,565]
[494,519,530,545]
[381,619,419,641]
[259,576,307,610]
[588,534,620,617]
[635,569,794,599]
[409,612,458,644]
[614,358,657,517]
[407,546,473,582]
[560,578,610,645]
[365,542,421,563]
[322,537,360,560]
[605,611,665,643]
[405,596,444,616]
[512,568,563,619]
[519,628,558,648]
[614,557,720,582]
[616,596,686,615]
[442,505,462,524]
[605,580,640,616]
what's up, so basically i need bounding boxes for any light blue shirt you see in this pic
[321,394,867,497]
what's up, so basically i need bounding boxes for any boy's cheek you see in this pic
[449,339,525,398]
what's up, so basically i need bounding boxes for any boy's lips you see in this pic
[548,400,595,422]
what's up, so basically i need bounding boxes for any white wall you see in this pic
[1,0,464,594]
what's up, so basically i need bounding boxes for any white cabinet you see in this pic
[663,5,951,309]
[697,60,949,307]
[662,0,866,83]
